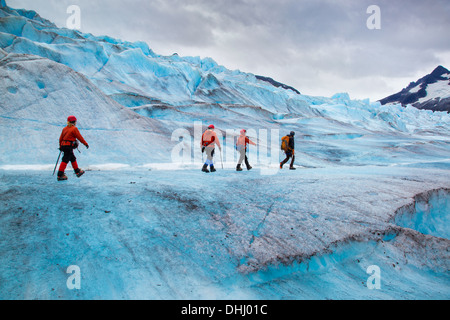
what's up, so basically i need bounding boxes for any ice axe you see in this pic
[52,149,62,176]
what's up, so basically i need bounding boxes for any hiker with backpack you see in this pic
[201,124,221,173]
[236,129,256,171]
[280,131,296,170]
[57,115,89,181]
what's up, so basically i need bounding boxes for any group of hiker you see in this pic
[56,116,297,181]
[200,125,296,173]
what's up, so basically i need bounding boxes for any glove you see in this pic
[202,147,205,153]
[86,144,89,149]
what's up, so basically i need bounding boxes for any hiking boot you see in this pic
[75,169,85,178]
[246,165,252,171]
[236,164,243,171]
[280,162,283,169]
[210,165,216,172]
[57,172,68,181]
[202,164,210,173]
[289,167,296,170]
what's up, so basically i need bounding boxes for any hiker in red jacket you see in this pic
[57,115,89,181]
[236,129,256,171]
[201,124,221,173]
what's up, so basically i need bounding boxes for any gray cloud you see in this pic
[6,0,450,100]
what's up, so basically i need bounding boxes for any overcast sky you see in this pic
[6,0,450,101]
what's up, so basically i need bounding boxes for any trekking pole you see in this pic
[219,148,224,169]
[53,150,62,176]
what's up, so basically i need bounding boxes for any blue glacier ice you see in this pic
[0,3,449,300]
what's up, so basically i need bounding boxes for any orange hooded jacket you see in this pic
[59,125,88,147]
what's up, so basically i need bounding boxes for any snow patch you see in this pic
[418,80,450,103]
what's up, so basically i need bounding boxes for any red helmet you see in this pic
[208,124,215,129]
[67,115,77,123]
[240,129,247,135]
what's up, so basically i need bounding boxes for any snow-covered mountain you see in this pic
[380,66,450,113]
[0,2,449,301]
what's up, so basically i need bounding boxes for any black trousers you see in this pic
[281,152,295,168]
[60,145,77,164]
[58,145,81,175]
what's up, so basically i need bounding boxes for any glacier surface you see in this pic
[0,167,448,299]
